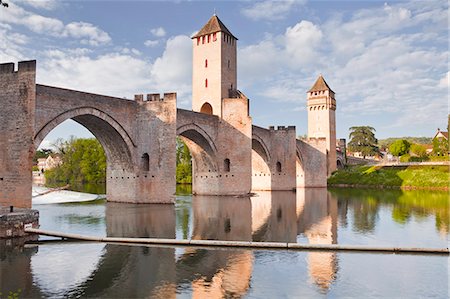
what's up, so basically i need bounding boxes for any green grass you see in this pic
[328,165,449,189]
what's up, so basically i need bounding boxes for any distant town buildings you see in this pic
[33,155,62,185]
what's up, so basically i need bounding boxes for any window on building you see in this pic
[276,161,282,173]
[202,36,205,44]
[213,33,217,41]
[141,153,149,172]
[205,78,208,88]
[207,34,210,43]
[224,159,230,172]
[205,59,208,68]
[197,37,200,46]
[228,60,230,69]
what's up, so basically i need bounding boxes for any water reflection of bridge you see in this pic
[1,190,340,297]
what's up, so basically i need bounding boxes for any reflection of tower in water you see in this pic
[297,188,339,292]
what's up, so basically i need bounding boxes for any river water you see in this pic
[1,187,448,298]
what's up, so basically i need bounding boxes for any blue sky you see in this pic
[1,0,448,148]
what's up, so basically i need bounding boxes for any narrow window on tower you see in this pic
[205,59,208,68]
[197,37,200,46]
[202,36,205,44]
[207,34,210,43]
[228,60,230,69]
[205,79,208,88]
[213,33,217,41]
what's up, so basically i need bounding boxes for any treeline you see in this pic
[44,137,192,186]
[378,137,432,150]
[45,138,106,186]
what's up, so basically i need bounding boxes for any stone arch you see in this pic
[200,102,213,115]
[34,107,135,171]
[177,123,218,171]
[296,146,305,187]
[251,135,271,164]
[251,133,271,190]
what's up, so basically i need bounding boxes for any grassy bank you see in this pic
[328,165,449,190]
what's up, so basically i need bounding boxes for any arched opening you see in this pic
[177,123,218,195]
[200,102,213,115]
[224,158,230,172]
[33,108,135,200]
[141,153,149,171]
[276,162,282,173]
[251,136,271,191]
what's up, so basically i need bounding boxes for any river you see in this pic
[1,187,448,298]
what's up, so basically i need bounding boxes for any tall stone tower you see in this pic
[192,14,237,118]
[307,75,337,175]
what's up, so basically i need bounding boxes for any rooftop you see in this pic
[192,15,237,40]
[308,75,334,93]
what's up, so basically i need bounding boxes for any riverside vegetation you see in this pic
[328,165,449,190]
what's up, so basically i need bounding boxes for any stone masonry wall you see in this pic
[0,61,36,209]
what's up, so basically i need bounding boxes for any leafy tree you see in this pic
[432,137,448,156]
[378,137,432,151]
[45,138,106,185]
[176,137,192,184]
[348,126,379,158]
[389,139,411,156]
[410,143,427,157]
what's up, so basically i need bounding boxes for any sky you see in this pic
[0,0,448,149]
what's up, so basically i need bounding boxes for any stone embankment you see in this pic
[0,207,39,239]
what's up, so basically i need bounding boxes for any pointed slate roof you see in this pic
[192,15,237,40]
[308,75,334,93]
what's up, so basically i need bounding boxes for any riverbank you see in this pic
[328,165,449,190]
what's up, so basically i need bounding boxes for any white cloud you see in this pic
[33,34,193,105]
[241,0,304,21]
[0,2,111,46]
[38,51,152,97]
[150,35,192,104]
[150,27,166,37]
[0,23,29,61]
[18,0,59,10]
[63,22,111,46]
[438,72,449,88]
[285,21,323,68]
[144,39,159,47]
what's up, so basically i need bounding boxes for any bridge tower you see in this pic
[307,75,337,175]
[192,14,237,118]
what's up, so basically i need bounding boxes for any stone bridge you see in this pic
[0,60,330,208]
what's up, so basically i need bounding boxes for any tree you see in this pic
[348,126,379,158]
[176,137,192,184]
[0,1,9,8]
[432,137,448,156]
[45,138,106,185]
[389,139,411,157]
[410,143,427,157]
